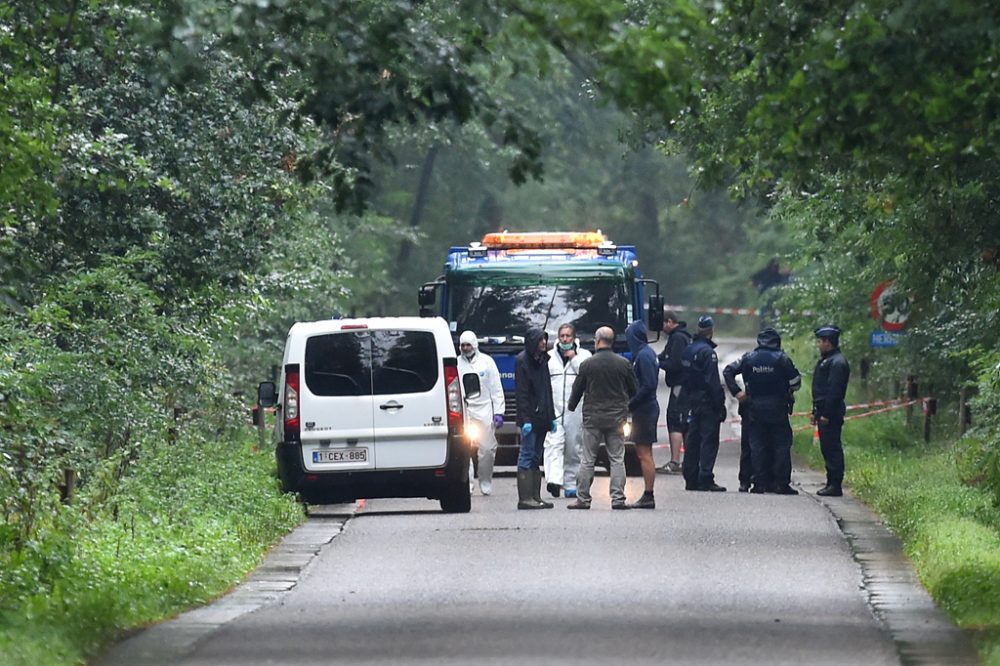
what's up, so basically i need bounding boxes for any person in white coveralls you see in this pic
[543,323,591,498]
[458,330,505,495]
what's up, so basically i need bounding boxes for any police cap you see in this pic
[814,325,841,344]
[698,315,715,330]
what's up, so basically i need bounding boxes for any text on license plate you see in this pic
[313,448,368,464]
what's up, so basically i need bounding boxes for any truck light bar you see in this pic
[480,231,614,251]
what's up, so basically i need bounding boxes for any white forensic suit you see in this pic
[458,331,505,495]
[543,341,591,494]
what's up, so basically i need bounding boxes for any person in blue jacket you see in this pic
[723,327,802,494]
[626,320,660,509]
[681,315,727,492]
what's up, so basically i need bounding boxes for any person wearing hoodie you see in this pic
[656,311,691,474]
[515,328,557,509]
[681,315,727,492]
[566,326,638,510]
[458,331,506,496]
[723,327,802,494]
[543,323,592,499]
[626,320,660,509]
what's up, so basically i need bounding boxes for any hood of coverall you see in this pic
[625,320,649,357]
[459,330,479,360]
[756,327,782,350]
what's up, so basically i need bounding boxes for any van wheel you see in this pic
[440,483,471,513]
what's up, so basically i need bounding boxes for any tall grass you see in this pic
[0,428,303,666]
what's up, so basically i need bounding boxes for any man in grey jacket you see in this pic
[566,326,638,510]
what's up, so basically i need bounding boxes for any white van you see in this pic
[257,317,471,512]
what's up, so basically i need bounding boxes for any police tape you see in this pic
[665,304,816,317]
[790,397,917,418]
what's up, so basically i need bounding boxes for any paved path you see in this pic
[95,338,979,666]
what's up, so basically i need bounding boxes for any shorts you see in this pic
[666,386,688,434]
[630,401,659,445]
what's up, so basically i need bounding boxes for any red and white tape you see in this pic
[665,304,815,317]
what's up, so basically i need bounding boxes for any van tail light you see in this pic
[284,363,300,442]
[444,359,463,433]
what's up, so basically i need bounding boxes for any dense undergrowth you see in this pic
[0,427,303,666]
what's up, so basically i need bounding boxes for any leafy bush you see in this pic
[958,349,1000,507]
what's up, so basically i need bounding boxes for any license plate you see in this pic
[313,448,368,464]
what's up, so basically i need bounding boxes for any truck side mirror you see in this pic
[257,381,277,408]
[647,294,664,333]
[418,284,437,307]
[462,373,482,400]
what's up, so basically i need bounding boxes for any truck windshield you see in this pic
[448,280,631,342]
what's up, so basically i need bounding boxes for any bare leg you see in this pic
[635,443,655,492]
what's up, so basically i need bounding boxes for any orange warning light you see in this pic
[480,231,610,250]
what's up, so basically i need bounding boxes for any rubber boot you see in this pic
[531,469,554,509]
[517,470,546,509]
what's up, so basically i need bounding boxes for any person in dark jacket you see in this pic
[723,327,802,494]
[566,326,638,510]
[656,311,691,474]
[812,325,851,497]
[515,328,557,509]
[681,315,727,492]
[626,320,660,509]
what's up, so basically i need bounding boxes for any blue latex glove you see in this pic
[493,414,504,428]
[521,422,532,437]
[550,420,558,433]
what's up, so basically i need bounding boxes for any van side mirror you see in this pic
[462,373,482,400]
[258,381,277,408]
[647,294,664,333]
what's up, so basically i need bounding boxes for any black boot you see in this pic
[517,470,546,509]
[531,470,554,508]
[817,484,843,497]
[629,491,656,509]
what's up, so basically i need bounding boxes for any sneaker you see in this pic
[699,482,727,492]
[479,480,493,496]
[611,502,631,510]
[629,494,655,509]
[547,482,562,498]
[772,485,799,495]
[657,460,683,474]
[749,486,767,494]
[567,499,590,510]
[738,483,750,493]
[816,485,843,497]
[564,488,577,498]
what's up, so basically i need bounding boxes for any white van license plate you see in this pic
[313,448,368,464]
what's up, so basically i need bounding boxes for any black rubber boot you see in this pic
[629,491,656,509]
[531,470,554,508]
[517,470,546,509]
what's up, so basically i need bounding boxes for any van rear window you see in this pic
[304,330,439,396]
[371,330,438,395]
[304,332,372,397]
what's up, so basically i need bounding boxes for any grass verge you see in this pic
[793,415,1000,664]
[0,429,304,666]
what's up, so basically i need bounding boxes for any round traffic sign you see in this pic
[870,281,911,332]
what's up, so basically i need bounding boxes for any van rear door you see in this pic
[299,331,375,471]
[371,329,449,469]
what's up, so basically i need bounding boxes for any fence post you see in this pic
[905,375,918,425]
[923,398,937,443]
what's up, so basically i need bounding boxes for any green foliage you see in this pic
[793,416,1000,659]
[956,348,1000,507]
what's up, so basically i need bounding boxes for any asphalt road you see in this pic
[97,336,977,665]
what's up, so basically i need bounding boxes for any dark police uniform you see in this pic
[812,326,850,494]
[680,318,726,491]
[723,328,801,493]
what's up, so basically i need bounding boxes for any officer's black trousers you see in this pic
[738,419,752,487]
[747,419,793,489]
[818,419,845,486]
[683,409,720,488]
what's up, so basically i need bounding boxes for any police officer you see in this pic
[723,327,802,494]
[812,325,851,497]
[680,315,726,492]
